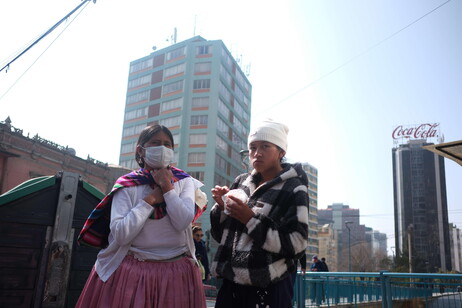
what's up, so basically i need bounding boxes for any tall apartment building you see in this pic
[318,203,366,271]
[392,138,451,272]
[118,36,252,235]
[302,162,319,259]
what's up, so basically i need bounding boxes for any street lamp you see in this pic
[345,221,353,272]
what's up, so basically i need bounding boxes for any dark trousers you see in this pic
[215,275,294,308]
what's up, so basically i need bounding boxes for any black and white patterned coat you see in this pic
[210,163,309,288]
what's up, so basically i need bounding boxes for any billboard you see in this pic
[392,123,441,145]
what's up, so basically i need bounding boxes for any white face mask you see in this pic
[142,146,174,169]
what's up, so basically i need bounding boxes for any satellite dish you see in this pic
[152,46,157,51]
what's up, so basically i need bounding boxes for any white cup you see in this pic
[221,189,248,215]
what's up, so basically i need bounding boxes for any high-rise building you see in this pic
[302,162,319,259]
[392,138,451,272]
[318,203,367,271]
[118,36,252,235]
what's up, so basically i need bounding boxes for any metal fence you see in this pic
[293,272,462,308]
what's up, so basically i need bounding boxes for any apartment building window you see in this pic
[221,49,233,69]
[160,115,182,128]
[190,115,208,126]
[128,75,151,89]
[190,134,207,145]
[219,82,232,102]
[233,117,246,136]
[230,164,241,179]
[220,65,232,86]
[215,154,228,173]
[235,86,245,104]
[127,90,149,105]
[121,142,136,154]
[128,74,151,89]
[214,173,230,187]
[218,99,230,119]
[166,46,186,61]
[216,135,228,152]
[125,106,148,121]
[130,58,153,73]
[161,97,183,113]
[121,159,139,170]
[165,63,185,78]
[217,117,229,136]
[188,171,205,182]
[196,45,212,55]
[231,149,241,162]
[193,79,211,90]
[232,131,246,151]
[192,97,209,108]
[163,80,183,95]
[194,62,211,74]
[188,152,206,164]
[173,134,180,146]
[123,123,145,137]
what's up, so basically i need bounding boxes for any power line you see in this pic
[0,0,93,73]
[258,0,452,116]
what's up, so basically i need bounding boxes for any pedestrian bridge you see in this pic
[293,272,462,307]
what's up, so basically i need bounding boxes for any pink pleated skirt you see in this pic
[75,254,206,308]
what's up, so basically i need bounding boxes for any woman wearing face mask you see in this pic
[76,124,207,308]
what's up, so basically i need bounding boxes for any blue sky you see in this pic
[1,0,461,253]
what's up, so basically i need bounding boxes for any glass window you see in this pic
[194,62,212,73]
[165,63,185,78]
[191,115,208,126]
[163,80,183,95]
[196,45,212,55]
[193,79,211,90]
[190,134,207,145]
[192,97,209,108]
[219,82,231,102]
[215,154,229,173]
[188,171,205,182]
[130,58,153,73]
[161,97,183,112]
[160,115,181,128]
[217,117,229,135]
[121,159,138,170]
[172,134,180,146]
[214,173,230,187]
[218,99,230,119]
[128,74,151,88]
[166,46,186,61]
[188,152,206,164]
[121,142,136,154]
[216,135,228,152]
[122,124,145,137]
[220,65,232,86]
[125,106,148,121]
[126,90,149,105]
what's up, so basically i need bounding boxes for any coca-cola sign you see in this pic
[392,123,440,140]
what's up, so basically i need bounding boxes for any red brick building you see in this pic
[0,117,130,194]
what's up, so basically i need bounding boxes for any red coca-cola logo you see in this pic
[392,123,439,139]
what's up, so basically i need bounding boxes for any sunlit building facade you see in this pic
[301,162,319,259]
[392,139,451,272]
[118,36,252,235]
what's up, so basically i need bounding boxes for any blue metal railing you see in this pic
[293,272,462,308]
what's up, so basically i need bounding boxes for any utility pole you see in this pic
[407,224,414,273]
